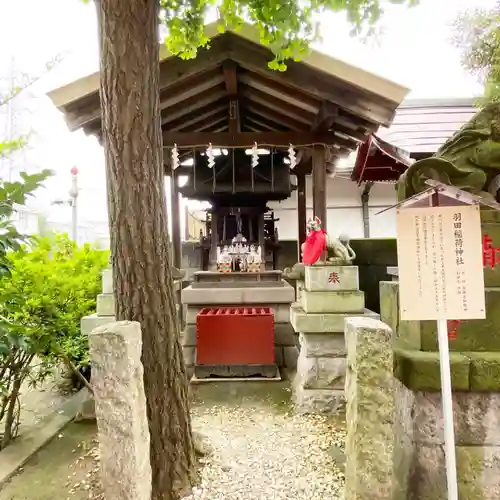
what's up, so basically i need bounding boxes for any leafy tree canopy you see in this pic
[162,0,418,68]
[454,3,500,105]
[87,0,418,69]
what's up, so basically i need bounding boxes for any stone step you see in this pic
[301,290,365,314]
[290,304,379,333]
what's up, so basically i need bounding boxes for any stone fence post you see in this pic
[89,321,151,500]
[344,317,394,499]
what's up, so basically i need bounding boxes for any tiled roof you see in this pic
[377,97,477,154]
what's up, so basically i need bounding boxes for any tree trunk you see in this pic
[97,1,195,498]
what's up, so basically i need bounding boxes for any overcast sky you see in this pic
[0,0,495,225]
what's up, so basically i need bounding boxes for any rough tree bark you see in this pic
[97,1,195,498]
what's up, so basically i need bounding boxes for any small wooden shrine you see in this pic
[46,22,408,380]
[47,22,409,271]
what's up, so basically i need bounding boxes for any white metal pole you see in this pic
[69,167,79,243]
[436,318,458,500]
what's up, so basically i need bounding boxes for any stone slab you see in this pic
[394,349,471,391]
[400,389,500,447]
[89,321,151,500]
[96,293,115,317]
[304,265,359,292]
[290,305,379,333]
[81,313,116,335]
[299,332,346,358]
[102,268,113,294]
[181,282,294,305]
[296,352,345,389]
[294,385,345,414]
[185,303,291,324]
[410,443,500,500]
[301,290,365,314]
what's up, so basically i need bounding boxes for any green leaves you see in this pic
[454,5,500,105]
[159,0,417,69]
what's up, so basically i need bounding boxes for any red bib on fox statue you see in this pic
[302,216,327,265]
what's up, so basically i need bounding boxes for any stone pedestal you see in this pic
[181,271,297,377]
[291,264,379,413]
[89,321,151,500]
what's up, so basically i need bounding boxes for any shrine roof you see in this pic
[351,97,477,184]
[377,97,477,154]
[47,22,408,158]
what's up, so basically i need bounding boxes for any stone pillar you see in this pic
[291,264,378,413]
[89,321,151,500]
[344,316,394,499]
[81,268,116,334]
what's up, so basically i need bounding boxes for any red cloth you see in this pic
[302,229,327,265]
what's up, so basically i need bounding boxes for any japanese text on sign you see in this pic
[396,205,485,321]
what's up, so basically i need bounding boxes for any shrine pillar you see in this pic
[312,146,327,231]
[170,172,182,269]
[296,171,307,261]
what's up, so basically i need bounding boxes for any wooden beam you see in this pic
[312,101,338,132]
[161,83,226,125]
[240,84,315,123]
[162,131,351,148]
[163,100,226,131]
[63,38,231,132]
[177,109,227,133]
[170,173,182,269]
[244,112,288,132]
[222,61,240,133]
[222,61,238,96]
[244,102,309,131]
[229,36,397,126]
[312,146,327,231]
[296,171,307,261]
[242,83,369,141]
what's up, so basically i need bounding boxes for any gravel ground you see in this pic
[183,385,345,500]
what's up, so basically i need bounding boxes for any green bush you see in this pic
[0,234,108,448]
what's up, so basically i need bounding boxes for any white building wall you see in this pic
[268,176,398,240]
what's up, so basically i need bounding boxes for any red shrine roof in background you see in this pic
[351,134,412,184]
[351,97,477,184]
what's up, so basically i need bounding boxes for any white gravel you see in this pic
[183,401,345,500]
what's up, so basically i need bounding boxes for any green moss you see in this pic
[465,351,500,390]
[456,446,487,500]
[393,349,470,391]
[421,289,500,351]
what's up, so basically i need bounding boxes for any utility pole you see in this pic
[51,166,79,242]
[69,166,79,242]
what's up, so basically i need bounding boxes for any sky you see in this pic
[0,0,496,227]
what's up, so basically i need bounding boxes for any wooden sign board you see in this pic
[396,204,485,321]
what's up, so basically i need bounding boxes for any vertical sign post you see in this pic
[396,190,486,500]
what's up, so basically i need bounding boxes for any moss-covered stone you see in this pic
[465,351,500,390]
[393,349,470,391]
[379,281,421,350]
[350,238,397,266]
[421,288,500,351]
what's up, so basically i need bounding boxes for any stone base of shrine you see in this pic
[181,272,297,378]
[290,264,379,414]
